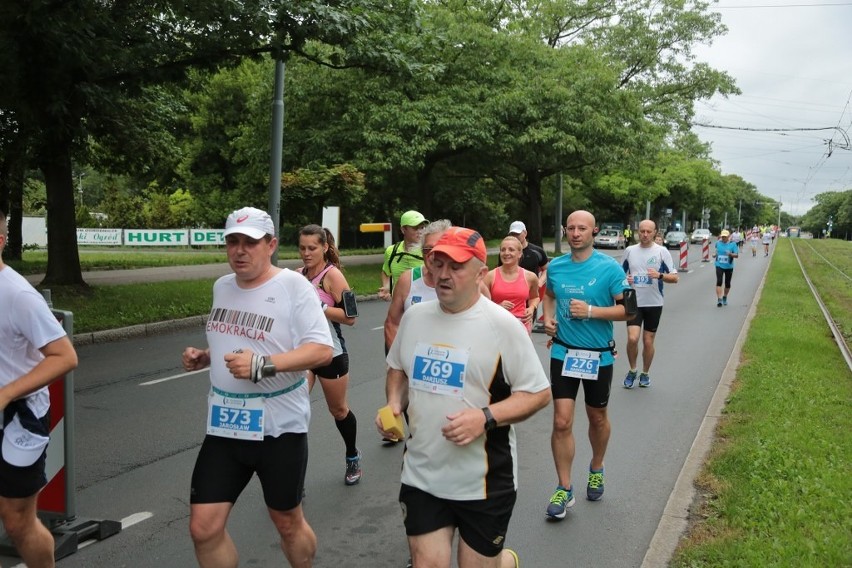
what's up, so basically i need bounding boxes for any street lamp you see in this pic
[78,172,86,207]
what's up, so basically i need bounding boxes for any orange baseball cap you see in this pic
[432,227,487,263]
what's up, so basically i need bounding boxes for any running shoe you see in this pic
[405,559,412,568]
[545,486,575,520]
[722,296,728,306]
[505,548,520,567]
[717,299,723,307]
[623,370,638,389]
[587,469,605,501]
[639,372,650,388]
[345,451,362,485]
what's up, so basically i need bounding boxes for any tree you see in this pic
[800,191,852,238]
[0,0,425,285]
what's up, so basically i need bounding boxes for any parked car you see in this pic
[594,228,626,249]
[690,228,712,243]
[664,231,687,249]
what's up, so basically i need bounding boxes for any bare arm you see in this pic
[384,270,412,351]
[0,336,78,411]
[524,270,540,324]
[376,367,409,438]
[568,294,629,322]
[324,268,356,326]
[442,389,551,446]
[223,343,332,381]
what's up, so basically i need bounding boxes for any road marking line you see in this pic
[371,326,383,331]
[140,369,206,386]
[8,512,153,566]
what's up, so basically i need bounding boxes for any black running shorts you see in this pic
[399,483,516,558]
[549,359,614,408]
[190,432,308,511]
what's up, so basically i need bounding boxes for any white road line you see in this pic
[371,326,383,331]
[9,512,153,566]
[140,369,206,386]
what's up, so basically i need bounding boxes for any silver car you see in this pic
[690,229,711,243]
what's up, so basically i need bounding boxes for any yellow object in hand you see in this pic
[378,405,405,440]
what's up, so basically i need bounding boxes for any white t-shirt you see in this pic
[0,266,67,419]
[621,243,676,307]
[205,269,333,436]
[387,296,550,500]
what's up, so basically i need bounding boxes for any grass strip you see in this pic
[49,263,384,334]
[671,238,852,567]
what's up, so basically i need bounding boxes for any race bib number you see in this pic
[561,349,601,381]
[208,392,264,440]
[717,254,729,264]
[632,274,653,288]
[411,342,468,398]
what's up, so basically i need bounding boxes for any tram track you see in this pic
[790,239,852,371]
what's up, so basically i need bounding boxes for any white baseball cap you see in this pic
[223,207,275,239]
[508,221,526,234]
[2,414,49,467]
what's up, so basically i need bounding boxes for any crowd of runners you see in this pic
[0,204,778,568]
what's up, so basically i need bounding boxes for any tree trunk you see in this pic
[0,141,26,261]
[39,140,85,286]
[525,170,544,245]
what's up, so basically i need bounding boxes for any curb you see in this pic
[71,293,383,347]
[640,259,770,567]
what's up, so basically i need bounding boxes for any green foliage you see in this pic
[799,190,852,237]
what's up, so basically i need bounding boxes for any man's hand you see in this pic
[378,286,391,301]
[223,349,255,380]
[182,347,210,371]
[441,408,486,446]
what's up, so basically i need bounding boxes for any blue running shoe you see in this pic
[545,486,575,520]
[639,373,650,387]
[587,469,605,501]
[722,296,728,306]
[623,370,638,389]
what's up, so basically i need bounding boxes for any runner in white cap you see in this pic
[182,206,334,568]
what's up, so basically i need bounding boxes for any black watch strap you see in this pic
[482,406,497,431]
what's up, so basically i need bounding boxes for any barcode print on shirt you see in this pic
[208,308,274,332]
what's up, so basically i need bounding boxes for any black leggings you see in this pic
[715,267,733,288]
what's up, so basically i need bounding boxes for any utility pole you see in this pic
[554,174,563,254]
[268,58,285,265]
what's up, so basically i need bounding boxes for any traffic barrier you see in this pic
[679,240,688,271]
[360,222,393,248]
[0,299,121,561]
[702,239,711,262]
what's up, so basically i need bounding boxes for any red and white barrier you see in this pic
[38,373,71,520]
[679,240,688,271]
[702,239,711,262]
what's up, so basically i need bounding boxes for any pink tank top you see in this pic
[301,263,336,306]
[490,268,530,330]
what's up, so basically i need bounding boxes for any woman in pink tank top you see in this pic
[482,236,540,333]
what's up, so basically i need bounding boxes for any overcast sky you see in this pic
[691,1,852,217]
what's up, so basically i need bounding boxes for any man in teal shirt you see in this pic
[542,210,631,520]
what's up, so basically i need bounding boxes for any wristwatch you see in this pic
[482,407,497,431]
[261,356,277,378]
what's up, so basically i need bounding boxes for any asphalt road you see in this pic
[3,244,771,567]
